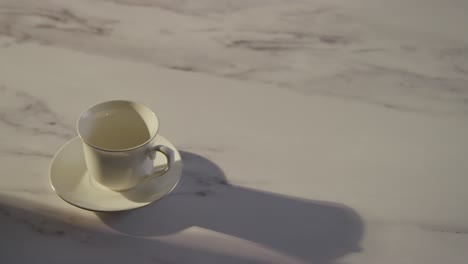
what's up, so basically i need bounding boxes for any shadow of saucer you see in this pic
[97,151,364,264]
[0,199,282,264]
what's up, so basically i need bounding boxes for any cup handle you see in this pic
[145,145,174,181]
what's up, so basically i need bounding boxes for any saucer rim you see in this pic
[49,136,181,212]
[52,177,181,212]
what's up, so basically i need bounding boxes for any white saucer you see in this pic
[49,135,182,212]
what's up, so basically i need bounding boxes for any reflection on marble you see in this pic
[1,0,468,263]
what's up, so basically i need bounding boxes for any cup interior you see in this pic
[77,101,159,151]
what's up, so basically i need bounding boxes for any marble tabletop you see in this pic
[1,0,467,263]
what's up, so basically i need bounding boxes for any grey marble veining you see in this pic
[0,0,468,263]
[1,0,467,115]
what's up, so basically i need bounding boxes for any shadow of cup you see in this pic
[97,151,363,263]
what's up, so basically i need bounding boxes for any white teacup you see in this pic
[77,100,174,191]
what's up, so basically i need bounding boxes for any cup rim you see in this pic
[76,100,159,152]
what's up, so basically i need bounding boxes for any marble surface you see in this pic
[0,0,467,263]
